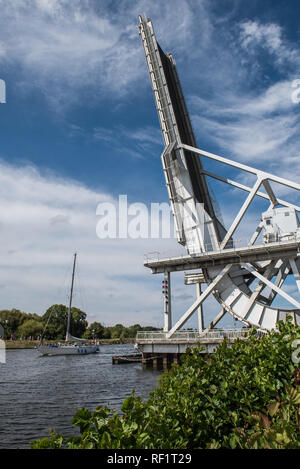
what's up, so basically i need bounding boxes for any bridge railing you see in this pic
[136,329,257,342]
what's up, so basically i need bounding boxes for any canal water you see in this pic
[0,344,162,449]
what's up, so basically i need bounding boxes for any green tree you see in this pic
[102,327,112,339]
[41,304,88,340]
[18,319,43,339]
[111,324,125,339]
[126,324,142,338]
[0,309,27,338]
[84,322,105,339]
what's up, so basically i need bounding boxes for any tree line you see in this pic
[0,306,159,341]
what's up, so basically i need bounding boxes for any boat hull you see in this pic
[37,344,99,356]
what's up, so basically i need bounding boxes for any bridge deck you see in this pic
[144,240,300,274]
[135,329,259,355]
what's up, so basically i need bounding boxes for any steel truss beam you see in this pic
[179,143,300,192]
[178,143,300,250]
[241,262,300,310]
[166,264,232,338]
[160,141,300,336]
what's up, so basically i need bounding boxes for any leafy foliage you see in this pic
[99,324,159,340]
[41,304,87,340]
[84,322,105,339]
[30,319,300,449]
[17,319,43,339]
[1,307,159,341]
[224,383,300,449]
[0,309,42,339]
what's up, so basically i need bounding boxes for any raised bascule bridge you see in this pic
[135,15,300,369]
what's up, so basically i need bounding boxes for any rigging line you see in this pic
[75,258,88,314]
[59,263,73,305]
[39,256,74,342]
[39,309,52,343]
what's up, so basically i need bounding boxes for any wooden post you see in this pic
[142,354,148,369]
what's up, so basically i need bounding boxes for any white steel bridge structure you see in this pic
[136,15,300,357]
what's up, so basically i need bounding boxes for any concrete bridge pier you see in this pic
[141,352,182,370]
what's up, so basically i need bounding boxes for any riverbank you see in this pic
[5,340,38,349]
[4,338,135,349]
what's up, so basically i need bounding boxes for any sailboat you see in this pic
[37,253,99,356]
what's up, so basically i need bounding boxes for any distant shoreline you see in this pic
[5,338,135,349]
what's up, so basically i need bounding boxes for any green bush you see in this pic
[30,319,300,449]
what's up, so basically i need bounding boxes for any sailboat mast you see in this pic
[66,252,77,341]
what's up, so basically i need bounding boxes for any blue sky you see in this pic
[0,0,300,328]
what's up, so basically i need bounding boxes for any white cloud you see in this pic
[236,81,296,115]
[0,0,210,110]
[189,76,300,189]
[194,112,298,160]
[0,2,137,110]
[184,15,300,181]
[239,20,299,66]
[0,160,197,327]
[240,21,283,53]
[123,126,162,146]
[0,159,240,329]
[92,124,163,159]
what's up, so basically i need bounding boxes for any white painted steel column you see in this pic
[196,283,204,332]
[248,221,264,246]
[289,259,300,293]
[163,271,172,332]
[262,180,278,207]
